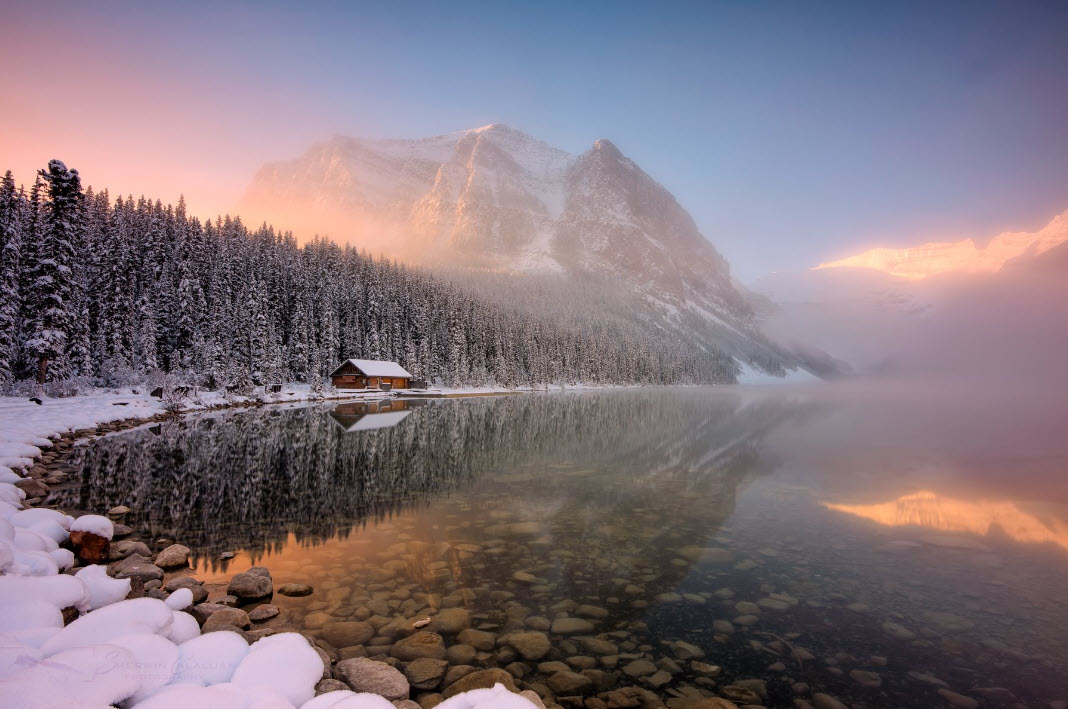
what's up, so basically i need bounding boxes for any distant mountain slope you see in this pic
[244,124,827,377]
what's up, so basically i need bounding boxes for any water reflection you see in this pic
[824,490,1068,553]
[55,387,1068,707]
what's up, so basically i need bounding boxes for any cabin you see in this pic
[329,359,413,390]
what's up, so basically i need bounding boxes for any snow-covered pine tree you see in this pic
[0,172,22,387]
[25,160,82,384]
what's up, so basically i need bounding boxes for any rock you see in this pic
[671,640,704,660]
[321,621,375,648]
[850,669,881,688]
[391,631,446,661]
[507,631,552,660]
[732,679,766,699]
[576,605,610,619]
[334,657,410,700]
[190,602,230,624]
[547,670,594,695]
[457,629,495,651]
[202,607,251,631]
[429,608,470,634]
[69,530,109,564]
[108,505,130,516]
[692,661,721,677]
[622,659,658,678]
[442,668,518,698]
[712,620,735,635]
[719,685,760,704]
[109,540,152,561]
[111,523,133,538]
[278,583,314,597]
[812,694,849,709]
[552,617,596,635]
[882,622,916,641]
[512,571,538,583]
[155,544,191,569]
[519,690,547,709]
[578,637,618,655]
[686,700,739,709]
[734,601,760,615]
[937,689,979,709]
[412,617,432,629]
[228,567,273,598]
[15,478,49,498]
[445,644,477,665]
[111,554,164,582]
[249,604,279,621]
[645,670,672,688]
[403,657,448,690]
[315,678,349,695]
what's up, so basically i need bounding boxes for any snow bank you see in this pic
[736,362,821,385]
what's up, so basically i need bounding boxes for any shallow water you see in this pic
[59,386,1068,707]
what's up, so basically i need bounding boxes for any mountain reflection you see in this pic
[824,489,1068,552]
[56,390,819,565]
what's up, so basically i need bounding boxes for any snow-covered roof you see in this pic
[330,359,413,378]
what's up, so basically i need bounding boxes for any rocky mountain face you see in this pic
[244,124,820,375]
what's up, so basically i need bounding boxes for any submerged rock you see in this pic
[228,567,273,599]
[334,657,410,700]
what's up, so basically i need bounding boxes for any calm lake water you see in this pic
[57,385,1068,708]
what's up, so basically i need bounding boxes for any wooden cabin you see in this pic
[329,399,419,432]
[329,359,413,390]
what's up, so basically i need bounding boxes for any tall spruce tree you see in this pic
[0,172,22,387]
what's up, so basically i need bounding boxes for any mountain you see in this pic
[814,210,1068,280]
[244,124,824,377]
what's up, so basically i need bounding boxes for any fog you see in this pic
[759,244,1068,396]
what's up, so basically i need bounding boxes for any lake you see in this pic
[55,385,1068,708]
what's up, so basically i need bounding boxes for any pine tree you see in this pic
[0,172,22,387]
[25,160,82,384]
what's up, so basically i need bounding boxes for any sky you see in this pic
[2,0,1067,280]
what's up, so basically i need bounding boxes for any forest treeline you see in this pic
[0,161,738,394]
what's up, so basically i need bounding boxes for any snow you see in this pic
[332,359,413,378]
[106,632,180,703]
[69,514,114,540]
[164,610,201,644]
[435,683,542,709]
[230,632,323,706]
[75,564,132,609]
[735,362,821,386]
[3,644,141,708]
[41,597,174,655]
[164,587,193,610]
[171,630,249,686]
[301,692,395,708]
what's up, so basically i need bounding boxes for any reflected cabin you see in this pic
[329,359,414,390]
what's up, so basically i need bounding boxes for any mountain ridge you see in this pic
[243,125,829,377]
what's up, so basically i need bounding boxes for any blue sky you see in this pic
[3,0,1067,279]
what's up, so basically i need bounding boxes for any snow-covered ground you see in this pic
[735,363,821,386]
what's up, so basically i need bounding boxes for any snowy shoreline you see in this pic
[0,384,552,709]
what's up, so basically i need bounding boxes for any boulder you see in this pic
[391,631,446,661]
[334,657,409,700]
[202,607,251,631]
[278,583,314,597]
[507,631,552,661]
[228,567,273,599]
[321,621,375,648]
[403,657,448,690]
[111,554,164,583]
[69,530,109,564]
[154,544,191,569]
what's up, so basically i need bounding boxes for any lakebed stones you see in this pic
[850,669,882,688]
[321,621,376,648]
[429,607,470,634]
[278,583,314,597]
[551,617,596,635]
[227,566,273,599]
[507,631,552,660]
[392,631,446,661]
[441,668,518,698]
[403,657,449,690]
[334,657,410,700]
[108,539,152,561]
[546,669,594,695]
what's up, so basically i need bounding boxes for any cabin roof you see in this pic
[330,359,413,379]
[334,410,412,433]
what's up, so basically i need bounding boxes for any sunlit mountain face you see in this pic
[814,210,1068,280]
[824,489,1068,553]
